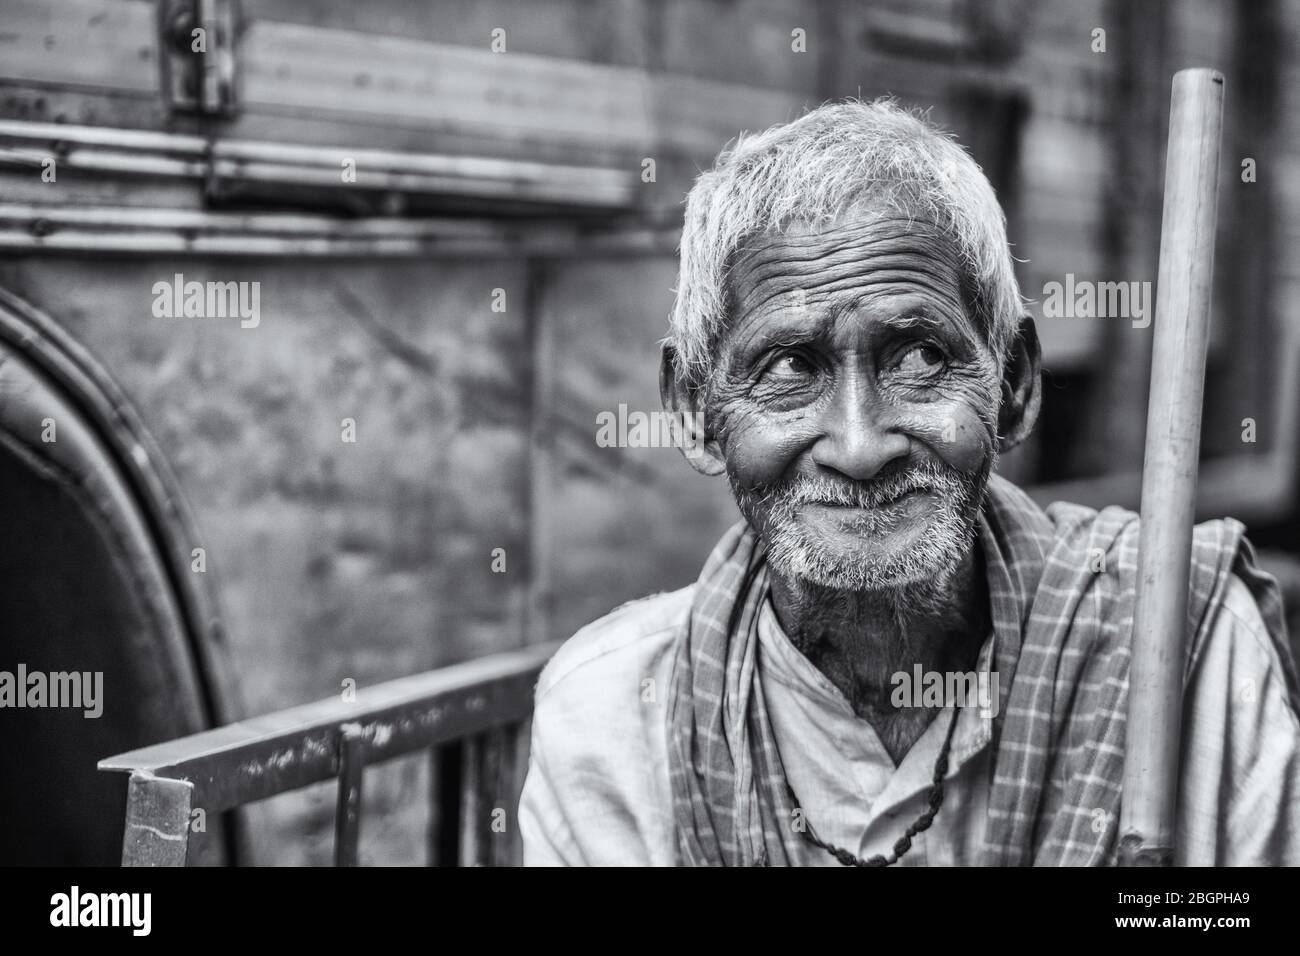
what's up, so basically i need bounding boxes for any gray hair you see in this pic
[669,98,1023,389]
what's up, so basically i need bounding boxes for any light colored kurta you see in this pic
[519,576,1300,865]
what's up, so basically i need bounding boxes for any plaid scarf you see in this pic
[665,475,1297,866]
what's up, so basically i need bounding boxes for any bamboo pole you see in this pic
[1119,69,1225,867]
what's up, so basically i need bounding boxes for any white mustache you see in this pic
[783,466,965,510]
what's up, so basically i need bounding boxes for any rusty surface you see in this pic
[121,771,194,867]
[99,641,559,815]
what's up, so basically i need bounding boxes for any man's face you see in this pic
[704,211,1003,591]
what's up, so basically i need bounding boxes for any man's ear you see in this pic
[659,345,728,477]
[997,315,1042,452]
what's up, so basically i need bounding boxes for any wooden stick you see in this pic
[1119,69,1225,867]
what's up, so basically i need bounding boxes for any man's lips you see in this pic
[799,487,932,510]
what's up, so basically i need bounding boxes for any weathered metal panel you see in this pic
[99,641,559,814]
[121,771,193,866]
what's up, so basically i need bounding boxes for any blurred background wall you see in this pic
[1,0,1297,864]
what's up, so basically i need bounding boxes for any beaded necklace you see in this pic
[795,705,962,866]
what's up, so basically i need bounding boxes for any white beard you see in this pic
[733,459,989,593]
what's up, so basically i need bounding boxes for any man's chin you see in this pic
[767,530,941,592]
[786,560,932,593]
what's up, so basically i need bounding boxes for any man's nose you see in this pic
[809,376,910,481]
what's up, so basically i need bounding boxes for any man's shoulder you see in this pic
[524,589,690,863]
[535,586,694,704]
[1038,486,1248,585]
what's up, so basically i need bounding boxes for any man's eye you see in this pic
[767,353,815,378]
[896,345,946,374]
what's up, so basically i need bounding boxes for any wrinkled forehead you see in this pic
[724,211,974,333]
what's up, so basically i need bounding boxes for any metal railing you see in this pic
[98,641,561,866]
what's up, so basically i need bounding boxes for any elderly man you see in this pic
[518,99,1300,866]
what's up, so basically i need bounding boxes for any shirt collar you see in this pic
[754,590,996,789]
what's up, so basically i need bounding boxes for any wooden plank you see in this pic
[121,771,193,867]
[0,0,1150,180]
[216,110,635,167]
[0,0,156,94]
[0,0,807,169]
[239,19,650,149]
[0,0,648,153]
[0,0,644,149]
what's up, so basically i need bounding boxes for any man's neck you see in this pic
[769,547,990,765]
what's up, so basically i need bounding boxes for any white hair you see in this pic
[669,98,1023,388]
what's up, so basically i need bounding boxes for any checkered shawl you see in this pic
[665,475,1297,866]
